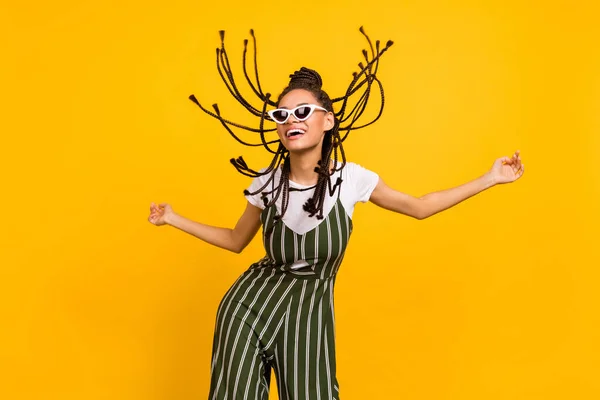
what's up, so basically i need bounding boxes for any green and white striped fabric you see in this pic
[209,198,353,400]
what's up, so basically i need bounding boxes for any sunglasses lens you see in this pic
[271,110,289,123]
[294,106,312,120]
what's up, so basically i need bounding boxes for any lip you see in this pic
[285,126,307,139]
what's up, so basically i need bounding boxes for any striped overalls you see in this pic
[208,197,352,400]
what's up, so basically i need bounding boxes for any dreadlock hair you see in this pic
[188,27,393,227]
[273,68,343,220]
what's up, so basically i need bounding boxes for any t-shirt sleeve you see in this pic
[244,169,269,209]
[347,162,380,203]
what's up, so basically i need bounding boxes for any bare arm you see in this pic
[148,201,262,254]
[369,151,524,220]
[370,173,496,219]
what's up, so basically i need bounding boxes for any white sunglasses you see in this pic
[267,104,329,124]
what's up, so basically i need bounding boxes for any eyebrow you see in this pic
[279,103,309,109]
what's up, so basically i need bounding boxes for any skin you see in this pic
[148,88,524,251]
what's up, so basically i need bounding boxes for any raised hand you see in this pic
[489,150,524,184]
[148,202,175,226]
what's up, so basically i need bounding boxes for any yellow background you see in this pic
[2,0,599,399]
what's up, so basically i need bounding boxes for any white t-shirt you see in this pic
[245,162,379,235]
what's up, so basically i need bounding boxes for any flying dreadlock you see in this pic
[188,27,393,223]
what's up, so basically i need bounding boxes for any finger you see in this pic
[514,163,523,178]
[513,161,520,174]
[151,207,163,215]
[516,152,523,166]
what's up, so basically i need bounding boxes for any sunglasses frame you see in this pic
[266,104,329,124]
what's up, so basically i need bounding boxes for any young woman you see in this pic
[148,29,523,400]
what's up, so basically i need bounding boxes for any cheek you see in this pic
[311,117,327,132]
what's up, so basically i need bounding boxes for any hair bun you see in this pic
[288,67,323,90]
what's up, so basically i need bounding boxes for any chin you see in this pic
[288,144,321,155]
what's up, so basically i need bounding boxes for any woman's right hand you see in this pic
[148,202,175,226]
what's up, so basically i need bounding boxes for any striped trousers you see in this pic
[208,267,341,400]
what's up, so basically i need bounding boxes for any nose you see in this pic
[286,111,299,124]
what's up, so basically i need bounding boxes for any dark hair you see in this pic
[272,67,341,219]
[277,68,334,154]
[188,27,393,223]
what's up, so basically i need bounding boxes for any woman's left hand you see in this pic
[489,150,525,184]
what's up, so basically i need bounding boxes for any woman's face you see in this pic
[275,89,334,154]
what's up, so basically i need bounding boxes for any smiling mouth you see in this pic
[286,129,306,138]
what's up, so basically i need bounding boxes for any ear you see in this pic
[324,112,335,130]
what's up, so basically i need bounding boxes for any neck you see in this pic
[288,149,328,186]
